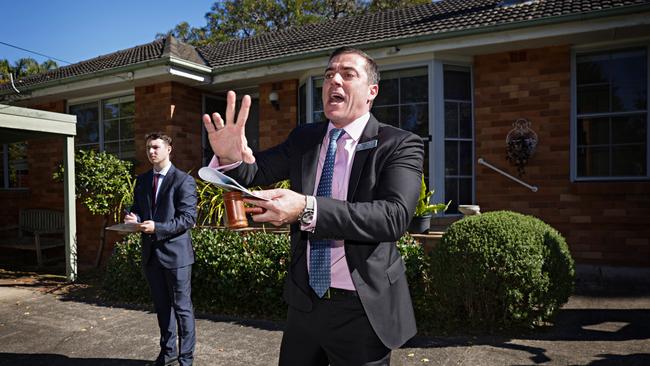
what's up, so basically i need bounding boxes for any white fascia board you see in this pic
[0,104,76,136]
[212,57,327,84]
[169,56,212,73]
[28,65,170,99]
[169,67,206,82]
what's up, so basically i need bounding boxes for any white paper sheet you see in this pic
[198,167,270,201]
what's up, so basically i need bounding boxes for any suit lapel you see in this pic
[301,123,328,196]
[347,115,379,201]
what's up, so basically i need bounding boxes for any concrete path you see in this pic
[1,284,649,365]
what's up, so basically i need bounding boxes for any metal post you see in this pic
[64,136,77,281]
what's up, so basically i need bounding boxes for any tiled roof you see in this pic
[198,0,650,68]
[1,38,166,92]
[2,0,649,93]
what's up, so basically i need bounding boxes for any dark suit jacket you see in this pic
[228,114,424,349]
[131,164,197,269]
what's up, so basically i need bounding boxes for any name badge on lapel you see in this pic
[356,139,378,152]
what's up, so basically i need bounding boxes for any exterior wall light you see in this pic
[269,90,280,110]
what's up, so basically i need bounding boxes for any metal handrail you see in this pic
[477,158,538,192]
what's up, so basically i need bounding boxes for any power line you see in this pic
[0,40,72,64]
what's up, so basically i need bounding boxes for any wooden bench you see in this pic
[0,209,65,267]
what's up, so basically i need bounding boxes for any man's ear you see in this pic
[367,83,379,104]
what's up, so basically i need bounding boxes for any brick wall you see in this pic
[134,82,203,174]
[474,45,650,266]
[258,80,298,149]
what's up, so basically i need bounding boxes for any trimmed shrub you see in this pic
[431,210,575,330]
[103,233,149,304]
[103,228,290,319]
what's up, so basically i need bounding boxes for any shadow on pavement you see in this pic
[0,353,148,366]
[588,353,650,365]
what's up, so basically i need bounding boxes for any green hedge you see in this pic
[103,229,427,321]
[431,210,575,330]
[104,212,574,332]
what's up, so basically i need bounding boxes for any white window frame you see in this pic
[67,92,135,159]
[432,60,476,214]
[570,43,650,182]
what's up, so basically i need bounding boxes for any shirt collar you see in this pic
[327,112,369,143]
[154,163,172,176]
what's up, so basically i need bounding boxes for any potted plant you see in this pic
[408,176,449,234]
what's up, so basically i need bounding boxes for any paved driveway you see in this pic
[1,282,649,365]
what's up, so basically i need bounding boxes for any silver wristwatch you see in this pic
[298,195,316,226]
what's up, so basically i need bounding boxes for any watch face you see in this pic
[300,211,314,225]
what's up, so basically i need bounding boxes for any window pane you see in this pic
[103,98,120,120]
[612,114,646,144]
[577,85,609,114]
[4,142,28,188]
[371,105,399,128]
[121,118,135,139]
[120,98,135,117]
[444,178,458,214]
[610,49,647,109]
[444,102,458,138]
[312,78,323,113]
[459,141,472,175]
[578,117,609,145]
[444,68,471,101]
[458,178,472,207]
[374,78,398,106]
[612,145,646,176]
[401,74,428,103]
[298,83,306,125]
[445,141,458,175]
[104,120,119,141]
[400,104,428,136]
[313,112,327,123]
[577,146,609,177]
[459,102,472,139]
[120,140,136,160]
[577,53,609,84]
[104,142,119,157]
[70,103,99,145]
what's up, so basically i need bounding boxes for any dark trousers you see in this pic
[279,290,391,366]
[145,262,196,366]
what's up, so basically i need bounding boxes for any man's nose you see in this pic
[331,73,343,85]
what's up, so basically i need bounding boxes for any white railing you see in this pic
[477,158,538,192]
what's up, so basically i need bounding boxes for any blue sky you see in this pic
[0,0,212,65]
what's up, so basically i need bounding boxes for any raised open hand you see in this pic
[202,90,255,164]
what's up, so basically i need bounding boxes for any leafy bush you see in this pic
[103,228,290,319]
[103,233,149,304]
[430,210,574,330]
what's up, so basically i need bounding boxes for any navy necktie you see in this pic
[310,128,344,297]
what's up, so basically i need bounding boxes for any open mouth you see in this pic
[328,92,345,104]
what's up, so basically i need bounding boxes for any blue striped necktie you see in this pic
[310,128,345,298]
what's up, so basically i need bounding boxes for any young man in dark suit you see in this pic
[125,132,198,366]
[203,47,423,365]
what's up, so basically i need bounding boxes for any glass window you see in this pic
[443,65,473,213]
[68,95,135,160]
[575,48,648,178]
[1,142,28,189]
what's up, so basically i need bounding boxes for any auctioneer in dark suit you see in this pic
[130,163,197,366]
[227,114,423,351]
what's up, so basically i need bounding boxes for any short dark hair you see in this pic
[328,47,380,85]
[145,132,172,147]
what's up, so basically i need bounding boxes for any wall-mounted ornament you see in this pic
[506,118,538,176]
